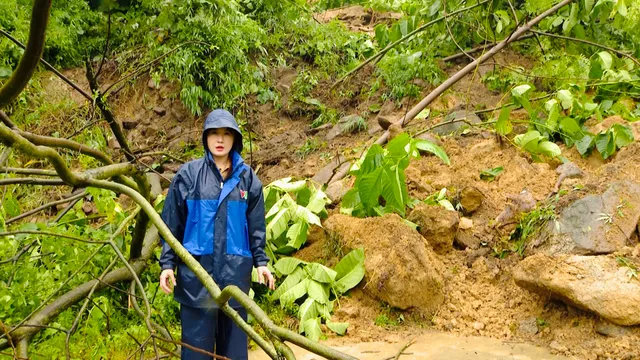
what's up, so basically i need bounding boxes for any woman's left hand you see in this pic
[256,266,276,290]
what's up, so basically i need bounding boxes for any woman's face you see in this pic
[206,128,234,159]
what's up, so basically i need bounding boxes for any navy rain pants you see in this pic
[180,305,248,360]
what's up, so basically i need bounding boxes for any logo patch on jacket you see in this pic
[240,190,248,200]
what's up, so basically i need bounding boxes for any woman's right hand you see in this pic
[159,269,176,294]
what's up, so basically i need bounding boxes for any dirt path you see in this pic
[250,332,566,360]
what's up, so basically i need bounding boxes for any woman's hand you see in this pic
[159,269,176,294]
[256,266,275,290]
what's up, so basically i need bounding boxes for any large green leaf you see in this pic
[559,117,581,135]
[382,166,407,215]
[279,278,309,307]
[266,207,292,241]
[514,131,542,152]
[359,144,385,176]
[286,222,309,250]
[307,280,330,304]
[298,297,320,333]
[326,321,349,336]
[334,248,366,294]
[596,132,616,159]
[538,141,561,158]
[272,267,306,301]
[274,257,305,276]
[340,188,361,216]
[302,317,322,341]
[305,188,330,214]
[612,124,634,148]
[598,51,613,70]
[413,140,450,165]
[293,205,321,226]
[576,134,594,155]
[358,167,384,208]
[557,90,574,110]
[387,133,412,160]
[269,178,307,193]
[496,106,513,135]
[306,263,337,283]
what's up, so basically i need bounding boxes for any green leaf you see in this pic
[514,131,543,151]
[274,257,305,276]
[612,124,634,148]
[299,297,320,332]
[306,263,337,283]
[307,280,330,304]
[306,188,330,214]
[273,267,306,301]
[559,117,582,135]
[576,134,594,155]
[512,84,532,97]
[539,141,562,158]
[496,106,513,135]
[562,3,579,33]
[266,207,292,241]
[413,140,450,165]
[416,108,430,120]
[381,166,407,215]
[480,167,504,182]
[557,90,574,110]
[359,167,384,207]
[596,132,615,159]
[326,321,349,336]
[269,178,307,193]
[279,278,309,307]
[293,205,321,227]
[387,133,412,160]
[302,317,322,341]
[4,197,20,218]
[598,51,613,70]
[286,222,309,250]
[333,248,366,294]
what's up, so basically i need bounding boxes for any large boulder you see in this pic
[324,214,445,311]
[531,181,640,255]
[514,253,640,326]
[407,203,459,253]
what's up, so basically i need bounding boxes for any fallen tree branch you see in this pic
[6,189,86,225]
[332,0,490,88]
[0,29,92,101]
[0,0,53,107]
[0,167,58,176]
[531,30,640,67]
[442,33,536,62]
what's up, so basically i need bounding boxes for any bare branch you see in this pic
[332,0,490,88]
[442,34,536,62]
[0,167,58,176]
[0,177,66,186]
[6,189,86,225]
[95,12,112,80]
[0,0,53,107]
[0,29,92,101]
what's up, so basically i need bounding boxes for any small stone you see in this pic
[549,341,568,353]
[138,156,153,164]
[153,107,167,116]
[108,137,121,150]
[147,78,159,89]
[472,322,485,330]
[279,158,291,168]
[518,317,539,335]
[459,217,473,230]
[595,319,630,338]
[122,119,138,130]
[377,115,393,130]
[168,125,183,139]
[458,187,483,214]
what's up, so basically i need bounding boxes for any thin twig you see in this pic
[6,189,86,225]
[443,0,475,61]
[95,12,112,80]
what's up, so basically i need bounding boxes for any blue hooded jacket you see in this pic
[159,109,269,309]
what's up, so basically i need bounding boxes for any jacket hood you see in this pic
[202,109,243,155]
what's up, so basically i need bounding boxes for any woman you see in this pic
[158,109,275,360]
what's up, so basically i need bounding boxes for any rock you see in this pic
[595,319,631,337]
[495,190,536,226]
[458,187,483,214]
[549,341,568,353]
[324,214,446,311]
[455,228,481,250]
[519,317,539,335]
[377,115,393,130]
[513,253,640,326]
[279,158,291,168]
[108,137,121,150]
[459,217,473,230]
[153,107,167,116]
[122,119,138,130]
[168,125,183,139]
[325,179,350,203]
[472,322,485,330]
[407,203,459,253]
[387,122,404,141]
[553,162,584,193]
[532,181,640,255]
[326,115,365,140]
[432,110,482,136]
[312,156,350,185]
[147,78,159,89]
